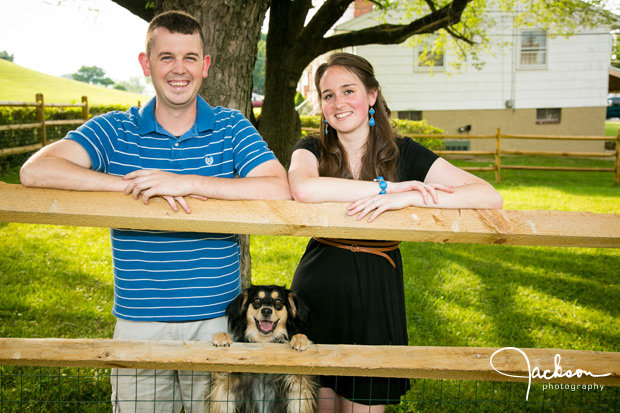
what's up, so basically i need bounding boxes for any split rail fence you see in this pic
[417,129,620,185]
[303,127,620,185]
[0,94,89,158]
[0,183,619,402]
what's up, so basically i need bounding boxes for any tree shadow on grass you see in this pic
[0,230,115,339]
[401,242,619,351]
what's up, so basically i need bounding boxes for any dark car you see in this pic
[606,97,620,119]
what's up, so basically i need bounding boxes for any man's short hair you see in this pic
[146,10,204,56]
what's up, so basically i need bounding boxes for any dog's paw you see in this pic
[212,332,233,347]
[290,334,311,351]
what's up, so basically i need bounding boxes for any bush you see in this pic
[294,92,306,107]
[299,116,444,150]
[300,115,320,129]
[391,119,444,151]
[0,103,133,174]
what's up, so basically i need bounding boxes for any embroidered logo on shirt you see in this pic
[205,156,214,166]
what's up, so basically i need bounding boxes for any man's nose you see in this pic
[172,59,186,73]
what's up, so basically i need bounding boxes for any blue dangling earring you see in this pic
[324,119,329,134]
[369,107,375,127]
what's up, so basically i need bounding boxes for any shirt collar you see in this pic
[136,96,215,138]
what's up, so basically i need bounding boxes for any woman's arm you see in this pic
[348,157,503,222]
[288,149,383,203]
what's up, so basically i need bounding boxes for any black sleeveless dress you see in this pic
[290,136,438,405]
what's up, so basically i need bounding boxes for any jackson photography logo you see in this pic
[489,347,612,401]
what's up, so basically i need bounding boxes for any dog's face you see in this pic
[226,285,309,344]
[245,287,290,343]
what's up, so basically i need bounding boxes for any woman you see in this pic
[288,53,502,412]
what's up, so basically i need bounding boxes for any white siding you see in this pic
[349,20,611,113]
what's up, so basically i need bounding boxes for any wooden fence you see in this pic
[417,129,620,185]
[302,127,620,185]
[0,94,89,158]
[0,182,619,389]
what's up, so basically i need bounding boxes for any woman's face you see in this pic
[319,65,377,139]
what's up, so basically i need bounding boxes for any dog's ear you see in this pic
[287,292,310,328]
[225,289,251,341]
[226,289,249,321]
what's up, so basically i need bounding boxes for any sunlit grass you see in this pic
[1,156,619,410]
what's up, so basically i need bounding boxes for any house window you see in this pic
[415,36,445,71]
[444,140,470,151]
[536,108,561,124]
[520,30,547,68]
[398,111,422,121]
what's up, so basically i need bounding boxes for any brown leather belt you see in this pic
[313,237,401,268]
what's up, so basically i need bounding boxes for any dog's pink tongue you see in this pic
[259,321,274,333]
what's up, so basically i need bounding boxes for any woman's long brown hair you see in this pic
[315,53,399,182]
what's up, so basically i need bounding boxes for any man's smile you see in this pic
[168,80,189,87]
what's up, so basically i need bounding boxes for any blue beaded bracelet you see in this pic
[374,176,388,194]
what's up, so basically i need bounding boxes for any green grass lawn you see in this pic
[1,159,618,411]
[605,120,620,137]
[0,59,151,106]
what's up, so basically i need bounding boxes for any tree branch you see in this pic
[444,26,475,45]
[316,0,474,55]
[299,0,354,47]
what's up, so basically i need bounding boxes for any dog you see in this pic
[209,285,318,413]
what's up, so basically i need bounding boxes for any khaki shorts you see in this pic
[110,317,228,413]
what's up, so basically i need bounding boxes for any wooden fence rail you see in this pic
[0,93,88,157]
[1,183,619,389]
[415,129,620,185]
[1,338,618,387]
[302,127,620,185]
[1,183,619,248]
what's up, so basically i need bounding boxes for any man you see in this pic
[20,10,290,412]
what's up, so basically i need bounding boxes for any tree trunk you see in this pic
[258,67,301,168]
[257,0,311,167]
[155,0,270,288]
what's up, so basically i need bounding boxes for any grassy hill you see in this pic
[0,59,152,106]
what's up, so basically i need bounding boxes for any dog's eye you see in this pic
[252,298,261,307]
[274,298,283,309]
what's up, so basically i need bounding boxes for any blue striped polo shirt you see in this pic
[65,96,277,321]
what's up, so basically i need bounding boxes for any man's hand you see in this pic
[123,170,207,214]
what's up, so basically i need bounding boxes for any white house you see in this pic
[306,3,614,152]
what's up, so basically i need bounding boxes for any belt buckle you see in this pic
[350,244,361,252]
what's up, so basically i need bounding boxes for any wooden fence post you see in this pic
[495,128,501,183]
[615,130,620,186]
[35,93,46,147]
[81,96,89,122]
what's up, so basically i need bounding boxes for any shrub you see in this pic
[0,103,133,174]
[299,116,444,150]
[300,115,320,129]
[391,119,444,151]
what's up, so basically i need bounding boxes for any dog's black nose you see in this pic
[261,307,272,317]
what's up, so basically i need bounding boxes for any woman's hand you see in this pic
[348,182,454,222]
[389,180,454,202]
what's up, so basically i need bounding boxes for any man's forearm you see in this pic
[20,156,126,192]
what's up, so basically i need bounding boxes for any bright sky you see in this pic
[0,0,148,82]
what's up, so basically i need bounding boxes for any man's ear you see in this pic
[202,55,211,79]
[138,52,151,77]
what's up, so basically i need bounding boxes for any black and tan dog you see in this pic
[209,285,318,413]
